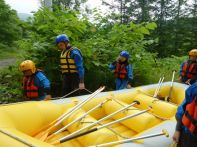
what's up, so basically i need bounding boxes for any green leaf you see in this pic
[146,22,157,30]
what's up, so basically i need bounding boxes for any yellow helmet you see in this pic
[19,60,36,73]
[189,49,197,56]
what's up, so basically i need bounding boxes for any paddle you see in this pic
[88,129,169,147]
[153,75,165,98]
[49,100,140,144]
[51,107,150,145]
[34,86,105,141]
[165,70,176,101]
[51,88,93,100]
[46,97,111,140]
[0,129,36,147]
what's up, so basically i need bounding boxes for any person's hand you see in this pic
[127,84,132,89]
[79,83,85,90]
[185,79,191,85]
[172,131,181,143]
[44,95,52,101]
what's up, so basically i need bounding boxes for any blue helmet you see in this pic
[120,51,129,59]
[56,34,69,44]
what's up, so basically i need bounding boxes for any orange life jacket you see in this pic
[22,75,39,99]
[114,62,127,79]
[182,96,197,134]
[181,61,197,79]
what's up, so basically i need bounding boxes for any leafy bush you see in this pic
[16,8,160,93]
[0,65,23,103]
[0,7,188,102]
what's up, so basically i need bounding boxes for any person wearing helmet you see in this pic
[19,60,51,101]
[179,49,197,85]
[109,51,133,90]
[56,34,85,96]
[172,82,197,147]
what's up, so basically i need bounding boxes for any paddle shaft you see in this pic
[167,70,176,99]
[52,88,93,100]
[153,76,164,98]
[58,108,150,143]
[61,88,93,98]
[89,130,168,147]
[51,101,139,144]
[52,99,109,136]
[0,129,36,147]
[34,87,103,137]
[55,86,105,126]
[153,77,162,98]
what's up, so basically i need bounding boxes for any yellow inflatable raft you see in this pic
[0,82,188,147]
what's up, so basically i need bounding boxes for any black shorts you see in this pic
[62,73,79,97]
[178,131,197,147]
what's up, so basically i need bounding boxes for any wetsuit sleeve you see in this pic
[35,72,51,94]
[175,82,197,131]
[191,64,197,83]
[175,98,187,131]
[71,49,85,82]
[109,61,116,70]
[180,62,184,77]
[127,64,133,82]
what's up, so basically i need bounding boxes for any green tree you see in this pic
[51,0,88,10]
[0,0,21,45]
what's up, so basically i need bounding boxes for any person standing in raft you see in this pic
[173,82,197,147]
[19,60,51,101]
[56,34,85,96]
[109,51,133,90]
[179,49,197,85]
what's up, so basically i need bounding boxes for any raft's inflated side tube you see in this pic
[110,89,177,119]
[110,90,139,104]
[0,101,64,135]
[112,84,185,106]
[166,86,185,104]
[0,128,55,147]
[101,119,137,139]
[79,96,108,120]
[139,85,185,105]
[104,100,161,133]
[131,94,177,118]
[0,101,66,147]
[61,107,118,147]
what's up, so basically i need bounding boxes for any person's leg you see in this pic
[70,73,80,96]
[178,131,197,147]
[119,79,128,89]
[115,78,121,90]
[62,74,71,96]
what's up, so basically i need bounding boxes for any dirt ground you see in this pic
[0,58,16,69]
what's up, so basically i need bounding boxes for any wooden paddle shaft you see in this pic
[88,129,169,147]
[0,129,36,147]
[54,99,109,135]
[59,108,150,143]
[51,101,140,144]
[168,70,176,98]
[154,76,164,98]
[153,77,162,98]
[55,86,105,126]
[33,87,103,137]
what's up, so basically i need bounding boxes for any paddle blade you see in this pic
[34,129,50,141]
[32,120,56,136]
